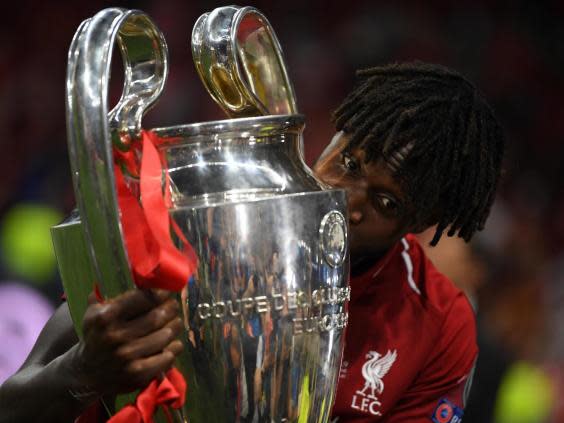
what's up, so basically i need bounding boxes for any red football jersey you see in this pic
[331,234,477,422]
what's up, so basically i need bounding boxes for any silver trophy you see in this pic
[51,7,349,422]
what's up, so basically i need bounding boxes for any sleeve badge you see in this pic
[431,398,464,423]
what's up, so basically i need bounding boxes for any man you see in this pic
[317,62,503,422]
[0,61,504,422]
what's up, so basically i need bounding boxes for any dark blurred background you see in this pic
[0,1,562,422]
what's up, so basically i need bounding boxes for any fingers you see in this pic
[110,289,172,321]
[110,297,180,340]
[115,317,183,361]
[82,302,120,335]
[122,350,177,390]
[83,289,172,331]
[83,298,181,349]
[165,339,184,356]
[78,288,185,395]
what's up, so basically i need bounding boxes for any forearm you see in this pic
[0,344,98,423]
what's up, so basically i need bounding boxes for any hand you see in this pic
[71,289,184,396]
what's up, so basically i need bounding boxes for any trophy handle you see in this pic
[66,8,168,297]
[192,6,297,118]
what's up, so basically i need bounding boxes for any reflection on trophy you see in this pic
[51,6,349,422]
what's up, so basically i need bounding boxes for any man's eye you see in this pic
[342,154,359,173]
[373,194,400,216]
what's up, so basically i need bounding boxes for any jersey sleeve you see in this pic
[381,292,478,423]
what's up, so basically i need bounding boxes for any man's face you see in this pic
[313,132,417,265]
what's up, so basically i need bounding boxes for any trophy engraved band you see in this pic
[52,6,349,422]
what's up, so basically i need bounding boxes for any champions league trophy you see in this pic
[51,6,349,422]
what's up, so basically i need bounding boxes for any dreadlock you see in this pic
[333,62,505,246]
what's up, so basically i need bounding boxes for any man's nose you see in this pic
[346,187,366,225]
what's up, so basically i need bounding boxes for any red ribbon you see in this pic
[114,130,198,292]
[107,130,196,421]
[107,368,187,423]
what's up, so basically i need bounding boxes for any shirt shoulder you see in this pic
[397,234,477,373]
[380,235,478,421]
[398,234,474,323]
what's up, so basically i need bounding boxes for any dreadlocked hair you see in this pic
[333,62,505,246]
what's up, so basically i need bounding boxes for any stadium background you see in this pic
[0,1,562,422]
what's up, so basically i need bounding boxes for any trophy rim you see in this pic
[151,113,305,141]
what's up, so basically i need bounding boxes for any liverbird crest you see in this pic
[357,349,398,400]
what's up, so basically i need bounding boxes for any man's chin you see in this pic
[349,243,388,266]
